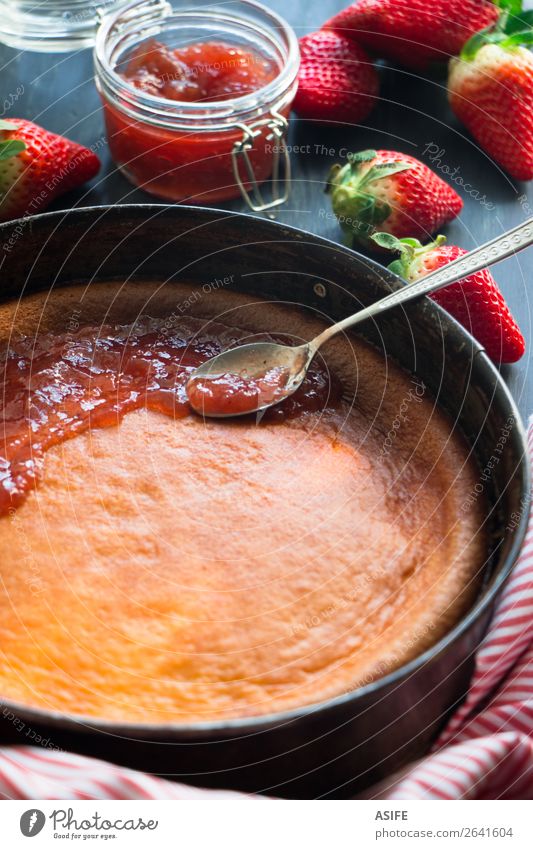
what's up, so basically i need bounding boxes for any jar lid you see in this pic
[0,1,124,52]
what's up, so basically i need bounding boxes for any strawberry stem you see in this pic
[372,233,447,279]
[461,0,533,59]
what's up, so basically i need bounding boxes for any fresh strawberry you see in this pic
[324,0,500,70]
[293,30,378,124]
[372,232,525,363]
[326,149,463,249]
[448,1,533,180]
[0,119,100,222]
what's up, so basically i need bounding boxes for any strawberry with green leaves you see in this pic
[448,0,533,180]
[373,232,525,363]
[324,0,500,71]
[0,119,100,223]
[326,149,463,250]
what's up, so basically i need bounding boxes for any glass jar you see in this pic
[94,0,299,210]
[0,0,121,51]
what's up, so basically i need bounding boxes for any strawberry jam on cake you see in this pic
[0,282,487,723]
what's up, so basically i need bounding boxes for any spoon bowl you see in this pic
[186,341,312,417]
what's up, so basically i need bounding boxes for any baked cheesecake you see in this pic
[0,282,487,723]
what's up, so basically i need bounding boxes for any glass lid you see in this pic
[0,1,125,52]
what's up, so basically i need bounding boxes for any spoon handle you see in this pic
[312,217,533,349]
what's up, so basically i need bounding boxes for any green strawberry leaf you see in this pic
[387,259,411,280]
[503,10,533,33]
[388,258,409,277]
[371,233,405,251]
[352,193,375,222]
[371,233,416,276]
[0,119,18,131]
[399,238,424,249]
[0,139,25,160]
[369,199,392,228]
[501,29,533,46]
[495,0,523,16]
[353,194,386,240]
[347,149,377,165]
[358,161,411,189]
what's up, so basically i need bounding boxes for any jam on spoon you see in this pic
[186,366,292,418]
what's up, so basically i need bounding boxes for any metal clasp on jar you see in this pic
[231,104,291,217]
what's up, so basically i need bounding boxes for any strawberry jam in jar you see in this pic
[95,0,299,208]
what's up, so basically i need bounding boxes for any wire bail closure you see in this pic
[231,105,291,217]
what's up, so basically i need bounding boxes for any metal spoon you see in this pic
[187,218,533,418]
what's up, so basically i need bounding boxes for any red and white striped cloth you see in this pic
[0,421,532,801]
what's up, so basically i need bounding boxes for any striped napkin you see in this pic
[0,421,531,801]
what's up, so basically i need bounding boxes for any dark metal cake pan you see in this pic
[0,204,529,798]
